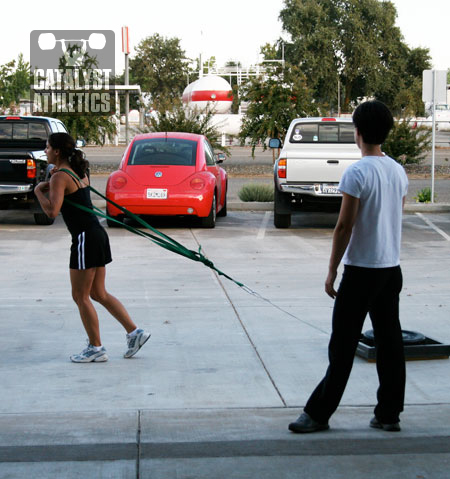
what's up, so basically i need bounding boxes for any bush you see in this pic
[413,187,435,203]
[383,119,431,165]
[238,184,274,202]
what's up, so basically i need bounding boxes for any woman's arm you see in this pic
[34,172,67,219]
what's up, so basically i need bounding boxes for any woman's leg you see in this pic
[89,266,137,334]
[70,268,102,346]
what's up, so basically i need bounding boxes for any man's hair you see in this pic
[352,100,394,145]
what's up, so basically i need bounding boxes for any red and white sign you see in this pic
[122,26,130,54]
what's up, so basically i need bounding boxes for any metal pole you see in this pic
[431,70,436,203]
[337,79,341,117]
[125,52,129,145]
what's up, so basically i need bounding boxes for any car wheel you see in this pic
[201,194,216,228]
[106,212,124,228]
[34,212,54,225]
[217,192,227,217]
[274,211,291,228]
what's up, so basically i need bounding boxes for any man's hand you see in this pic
[325,268,338,299]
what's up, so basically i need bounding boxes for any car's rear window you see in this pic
[0,121,49,140]
[128,138,198,166]
[289,122,355,144]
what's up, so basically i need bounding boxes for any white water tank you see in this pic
[182,76,233,114]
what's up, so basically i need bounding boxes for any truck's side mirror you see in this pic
[269,138,282,149]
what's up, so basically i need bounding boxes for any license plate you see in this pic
[146,188,167,199]
[322,184,340,195]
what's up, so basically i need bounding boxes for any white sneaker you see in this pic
[70,343,108,363]
[124,329,151,358]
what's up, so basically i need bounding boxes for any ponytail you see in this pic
[69,148,89,178]
[48,132,90,178]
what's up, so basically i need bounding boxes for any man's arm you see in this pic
[325,193,360,298]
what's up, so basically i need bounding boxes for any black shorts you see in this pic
[69,226,112,270]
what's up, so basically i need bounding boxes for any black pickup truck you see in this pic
[0,115,71,225]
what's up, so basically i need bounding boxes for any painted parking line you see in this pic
[256,211,271,240]
[415,212,450,241]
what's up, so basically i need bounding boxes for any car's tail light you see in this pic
[321,118,336,121]
[190,177,205,190]
[27,159,36,179]
[112,175,127,189]
[277,158,287,179]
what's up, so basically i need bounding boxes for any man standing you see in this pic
[289,100,408,433]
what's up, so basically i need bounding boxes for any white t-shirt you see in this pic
[339,155,408,268]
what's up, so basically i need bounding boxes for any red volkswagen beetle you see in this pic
[105,132,227,228]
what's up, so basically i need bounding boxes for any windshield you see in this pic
[128,138,198,166]
[290,122,355,144]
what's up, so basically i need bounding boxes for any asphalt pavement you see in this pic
[1,204,450,477]
[1,145,450,477]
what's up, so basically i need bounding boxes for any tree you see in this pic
[375,46,432,116]
[130,34,190,110]
[142,104,229,154]
[44,44,117,145]
[279,0,429,114]
[239,64,318,157]
[0,54,31,111]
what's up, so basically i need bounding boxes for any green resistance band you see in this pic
[59,168,244,288]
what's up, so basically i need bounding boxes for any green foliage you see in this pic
[383,120,431,165]
[0,54,31,111]
[53,114,117,146]
[239,64,318,155]
[130,34,190,110]
[238,183,274,202]
[141,104,229,154]
[413,187,435,203]
[278,0,431,114]
[45,45,117,145]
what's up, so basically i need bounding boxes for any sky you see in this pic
[1,0,449,75]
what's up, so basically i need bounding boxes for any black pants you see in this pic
[304,265,405,424]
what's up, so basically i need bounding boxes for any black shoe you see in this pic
[288,412,329,433]
[370,416,401,432]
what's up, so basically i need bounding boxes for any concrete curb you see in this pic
[1,406,450,463]
[92,200,450,213]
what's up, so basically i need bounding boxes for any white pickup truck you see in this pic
[269,117,361,228]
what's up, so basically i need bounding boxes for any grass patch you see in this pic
[238,183,274,202]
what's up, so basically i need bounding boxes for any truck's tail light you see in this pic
[27,159,36,179]
[277,158,287,179]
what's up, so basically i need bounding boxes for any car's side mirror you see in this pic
[269,138,282,149]
[216,152,226,163]
[76,139,86,148]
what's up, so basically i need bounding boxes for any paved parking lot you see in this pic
[1,209,450,477]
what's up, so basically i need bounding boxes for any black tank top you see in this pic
[60,170,100,236]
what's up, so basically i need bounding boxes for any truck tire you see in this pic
[201,194,216,228]
[274,211,291,228]
[34,212,54,225]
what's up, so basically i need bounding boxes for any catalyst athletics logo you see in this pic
[30,30,115,115]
